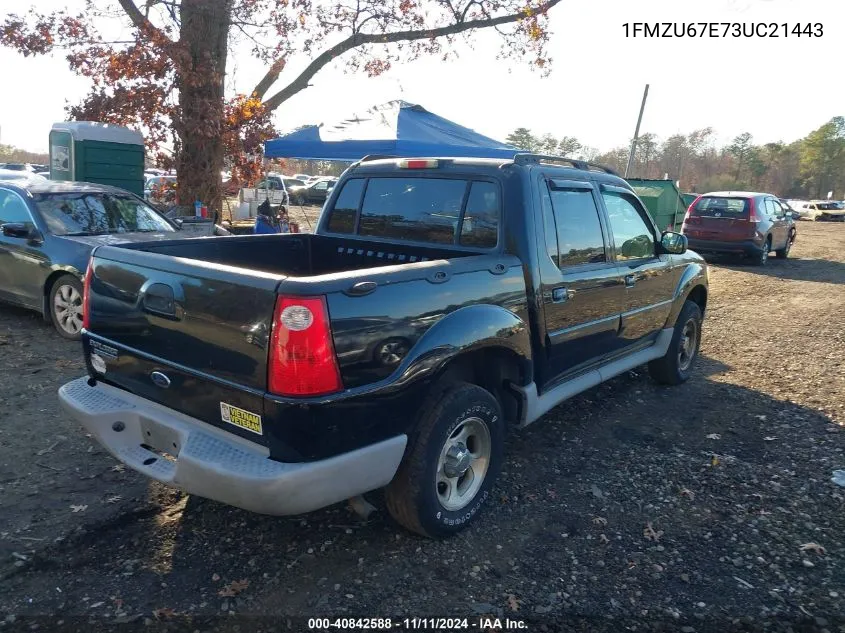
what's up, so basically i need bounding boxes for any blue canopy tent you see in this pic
[263,100,519,160]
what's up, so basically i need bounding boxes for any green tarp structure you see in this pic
[626,178,689,231]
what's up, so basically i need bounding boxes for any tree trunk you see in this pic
[175,0,231,220]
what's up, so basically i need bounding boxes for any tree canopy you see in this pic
[2,0,561,213]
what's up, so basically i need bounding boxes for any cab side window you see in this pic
[0,190,34,228]
[601,192,655,261]
[544,183,607,267]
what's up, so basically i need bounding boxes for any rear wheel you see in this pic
[385,382,504,538]
[49,274,84,341]
[648,300,702,386]
[753,237,771,266]
[776,232,794,259]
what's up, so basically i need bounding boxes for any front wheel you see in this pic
[385,382,504,538]
[648,300,703,386]
[49,274,84,341]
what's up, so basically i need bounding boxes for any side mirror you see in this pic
[172,217,184,228]
[790,211,800,220]
[661,231,687,255]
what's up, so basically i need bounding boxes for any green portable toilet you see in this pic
[626,178,689,231]
[49,122,145,196]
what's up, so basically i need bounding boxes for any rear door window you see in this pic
[692,197,749,217]
[545,185,607,267]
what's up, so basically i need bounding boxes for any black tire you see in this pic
[648,300,703,386]
[48,274,84,341]
[753,237,771,266]
[385,382,504,538]
[775,231,794,259]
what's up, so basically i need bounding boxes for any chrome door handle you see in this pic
[552,287,575,303]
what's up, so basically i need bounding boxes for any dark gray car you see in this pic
[0,180,180,340]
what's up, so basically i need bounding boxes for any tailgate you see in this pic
[84,245,283,446]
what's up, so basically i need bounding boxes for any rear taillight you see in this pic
[748,198,760,223]
[268,296,342,397]
[81,257,93,331]
[682,197,702,227]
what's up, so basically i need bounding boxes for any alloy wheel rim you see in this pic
[435,417,492,512]
[678,318,698,372]
[53,284,83,335]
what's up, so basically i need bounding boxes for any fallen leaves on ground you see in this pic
[507,594,520,612]
[70,505,87,513]
[643,522,663,542]
[679,487,695,500]
[218,579,250,597]
[592,516,607,526]
[153,607,175,620]
[706,433,721,440]
[799,542,826,555]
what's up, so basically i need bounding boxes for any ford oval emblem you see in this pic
[150,371,171,389]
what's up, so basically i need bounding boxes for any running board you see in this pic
[515,327,674,428]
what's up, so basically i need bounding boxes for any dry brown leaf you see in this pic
[679,488,695,500]
[706,433,721,440]
[218,578,250,597]
[592,516,608,526]
[111,464,126,473]
[153,607,175,620]
[799,543,826,555]
[599,533,610,545]
[70,504,88,513]
[643,522,663,542]
[507,594,521,612]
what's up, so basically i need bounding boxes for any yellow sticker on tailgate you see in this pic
[220,402,263,435]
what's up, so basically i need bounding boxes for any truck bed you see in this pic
[120,233,476,277]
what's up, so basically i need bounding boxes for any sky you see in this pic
[0,0,841,155]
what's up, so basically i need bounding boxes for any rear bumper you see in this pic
[685,237,761,255]
[58,377,407,516]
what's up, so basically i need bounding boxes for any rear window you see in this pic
[326,177,500,248]
[691,196,749,217]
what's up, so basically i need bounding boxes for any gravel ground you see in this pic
[0,222,843,633]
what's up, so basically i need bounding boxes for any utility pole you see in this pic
[625,84,649,178]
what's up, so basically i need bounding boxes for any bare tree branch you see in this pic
[116,0,173,41]
[260,0,560,112]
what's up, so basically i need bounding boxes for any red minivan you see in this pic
[681,191,797,265]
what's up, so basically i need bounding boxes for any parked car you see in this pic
[144,175,177,203]
[1,163,37,173]
[288,177,337,205]
[803,200,845,222]
[0,169,48,183]
[777,199,802,220]
[0,180,180,340]
[681,191,796,265]
[59,154,708,538]
[293,173,312,182]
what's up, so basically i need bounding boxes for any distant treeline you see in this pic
[505,116,845,198]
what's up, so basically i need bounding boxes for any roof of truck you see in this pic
[349,155,631,188]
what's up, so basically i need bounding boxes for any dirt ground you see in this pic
[0,223,843,633]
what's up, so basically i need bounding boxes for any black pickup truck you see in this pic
[59,154,708,538]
